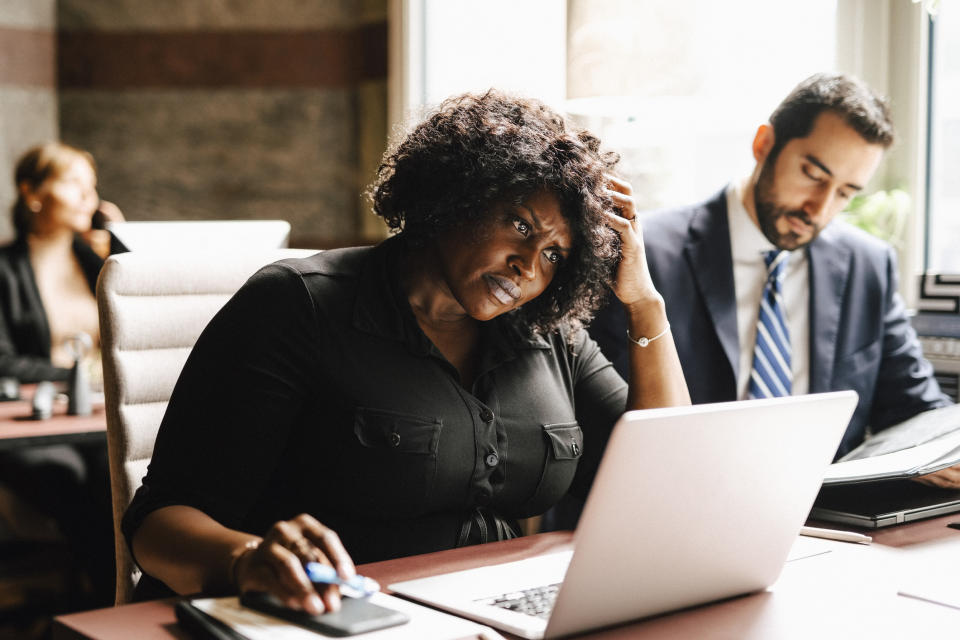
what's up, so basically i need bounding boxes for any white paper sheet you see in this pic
[191,592,504,639]
[823,426,960,484]
[898,571,960,611]
[841,405,960,460]
[896,537,960,611]
[786,535,834,562]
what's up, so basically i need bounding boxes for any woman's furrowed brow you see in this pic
[517,203,543,230]
[516,203,572,251]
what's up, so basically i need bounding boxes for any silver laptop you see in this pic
[812,479,960,528]
[390,391,858,639]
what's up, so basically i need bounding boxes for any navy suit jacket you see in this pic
[590,189,951,458]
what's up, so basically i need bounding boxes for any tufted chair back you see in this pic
[97,249,315,604]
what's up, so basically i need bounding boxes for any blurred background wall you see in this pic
[0,1,58,242]
[0,0,388,248]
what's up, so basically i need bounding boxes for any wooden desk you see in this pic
[52,517,960,639]
[0,385,106,451]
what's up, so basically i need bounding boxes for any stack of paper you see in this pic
[823,405,960,485]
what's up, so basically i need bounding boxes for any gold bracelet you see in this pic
[626,322,671,348]
[230,539,261,592]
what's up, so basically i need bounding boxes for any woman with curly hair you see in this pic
[123,91,689,612]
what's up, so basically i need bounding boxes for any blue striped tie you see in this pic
[748,250,791,399]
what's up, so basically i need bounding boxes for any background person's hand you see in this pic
[95,199,126,224]
[914,463,960,489]
[602,175,661,307]
[83,199,127,258]
[233,514,355,615]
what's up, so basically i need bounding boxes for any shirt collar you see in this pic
[352,235,412,344]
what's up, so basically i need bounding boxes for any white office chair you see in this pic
[106,219,291,253]
[97,249,314,604]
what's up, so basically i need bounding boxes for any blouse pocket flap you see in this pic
[354,407,442,455]
[543,422,583,460]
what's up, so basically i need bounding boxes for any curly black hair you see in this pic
[370,90,621,336]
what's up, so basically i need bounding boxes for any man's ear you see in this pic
[752,123,775,164]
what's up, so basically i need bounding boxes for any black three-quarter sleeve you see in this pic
[122,262,324,546]
[566,328,628,500]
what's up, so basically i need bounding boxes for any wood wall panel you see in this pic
[58,24,387,89]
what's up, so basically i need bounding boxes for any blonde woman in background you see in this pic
[0,142,126,382]
[0,142,127,608]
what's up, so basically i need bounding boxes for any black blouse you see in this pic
[0,236,118,382]
[123,237,627,597]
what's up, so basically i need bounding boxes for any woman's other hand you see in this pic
[83,200,125,258]
[233,514,356,615]
[602,176,661,308]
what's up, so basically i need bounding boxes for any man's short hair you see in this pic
[768,72,895,159]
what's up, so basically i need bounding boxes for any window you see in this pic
[390,0,566,128]
[926,3,960,271]
[566,0,837,210]
[395,0,837,211]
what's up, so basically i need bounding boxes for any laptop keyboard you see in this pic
[476,583,561,619]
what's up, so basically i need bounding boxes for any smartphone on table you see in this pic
[239,591,409,637]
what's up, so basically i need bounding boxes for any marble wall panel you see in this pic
[0,1,58,242]
[0,0,55,29]
[0,89,59,242]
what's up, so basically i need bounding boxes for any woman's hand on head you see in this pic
[602,176,661,308]
[233,514,355,615]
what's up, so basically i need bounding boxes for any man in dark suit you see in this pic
[590,72,954,482]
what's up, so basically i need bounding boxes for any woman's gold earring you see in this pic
[29,201,41,212]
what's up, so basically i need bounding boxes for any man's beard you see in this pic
[753,158,822,251]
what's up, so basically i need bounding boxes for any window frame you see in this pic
[835,0,931,306]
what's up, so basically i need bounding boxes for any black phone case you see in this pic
[175,600,252,640]
[239,592,409,637]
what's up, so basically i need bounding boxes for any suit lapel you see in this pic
[683,192,740,383]
[807,228,851,392]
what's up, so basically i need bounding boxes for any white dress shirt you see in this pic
[727,181,810,399]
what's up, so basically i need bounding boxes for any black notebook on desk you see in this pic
[811,479,960,528]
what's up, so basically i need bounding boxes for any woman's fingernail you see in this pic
[306,594,324,615]
[327,590,342,612]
